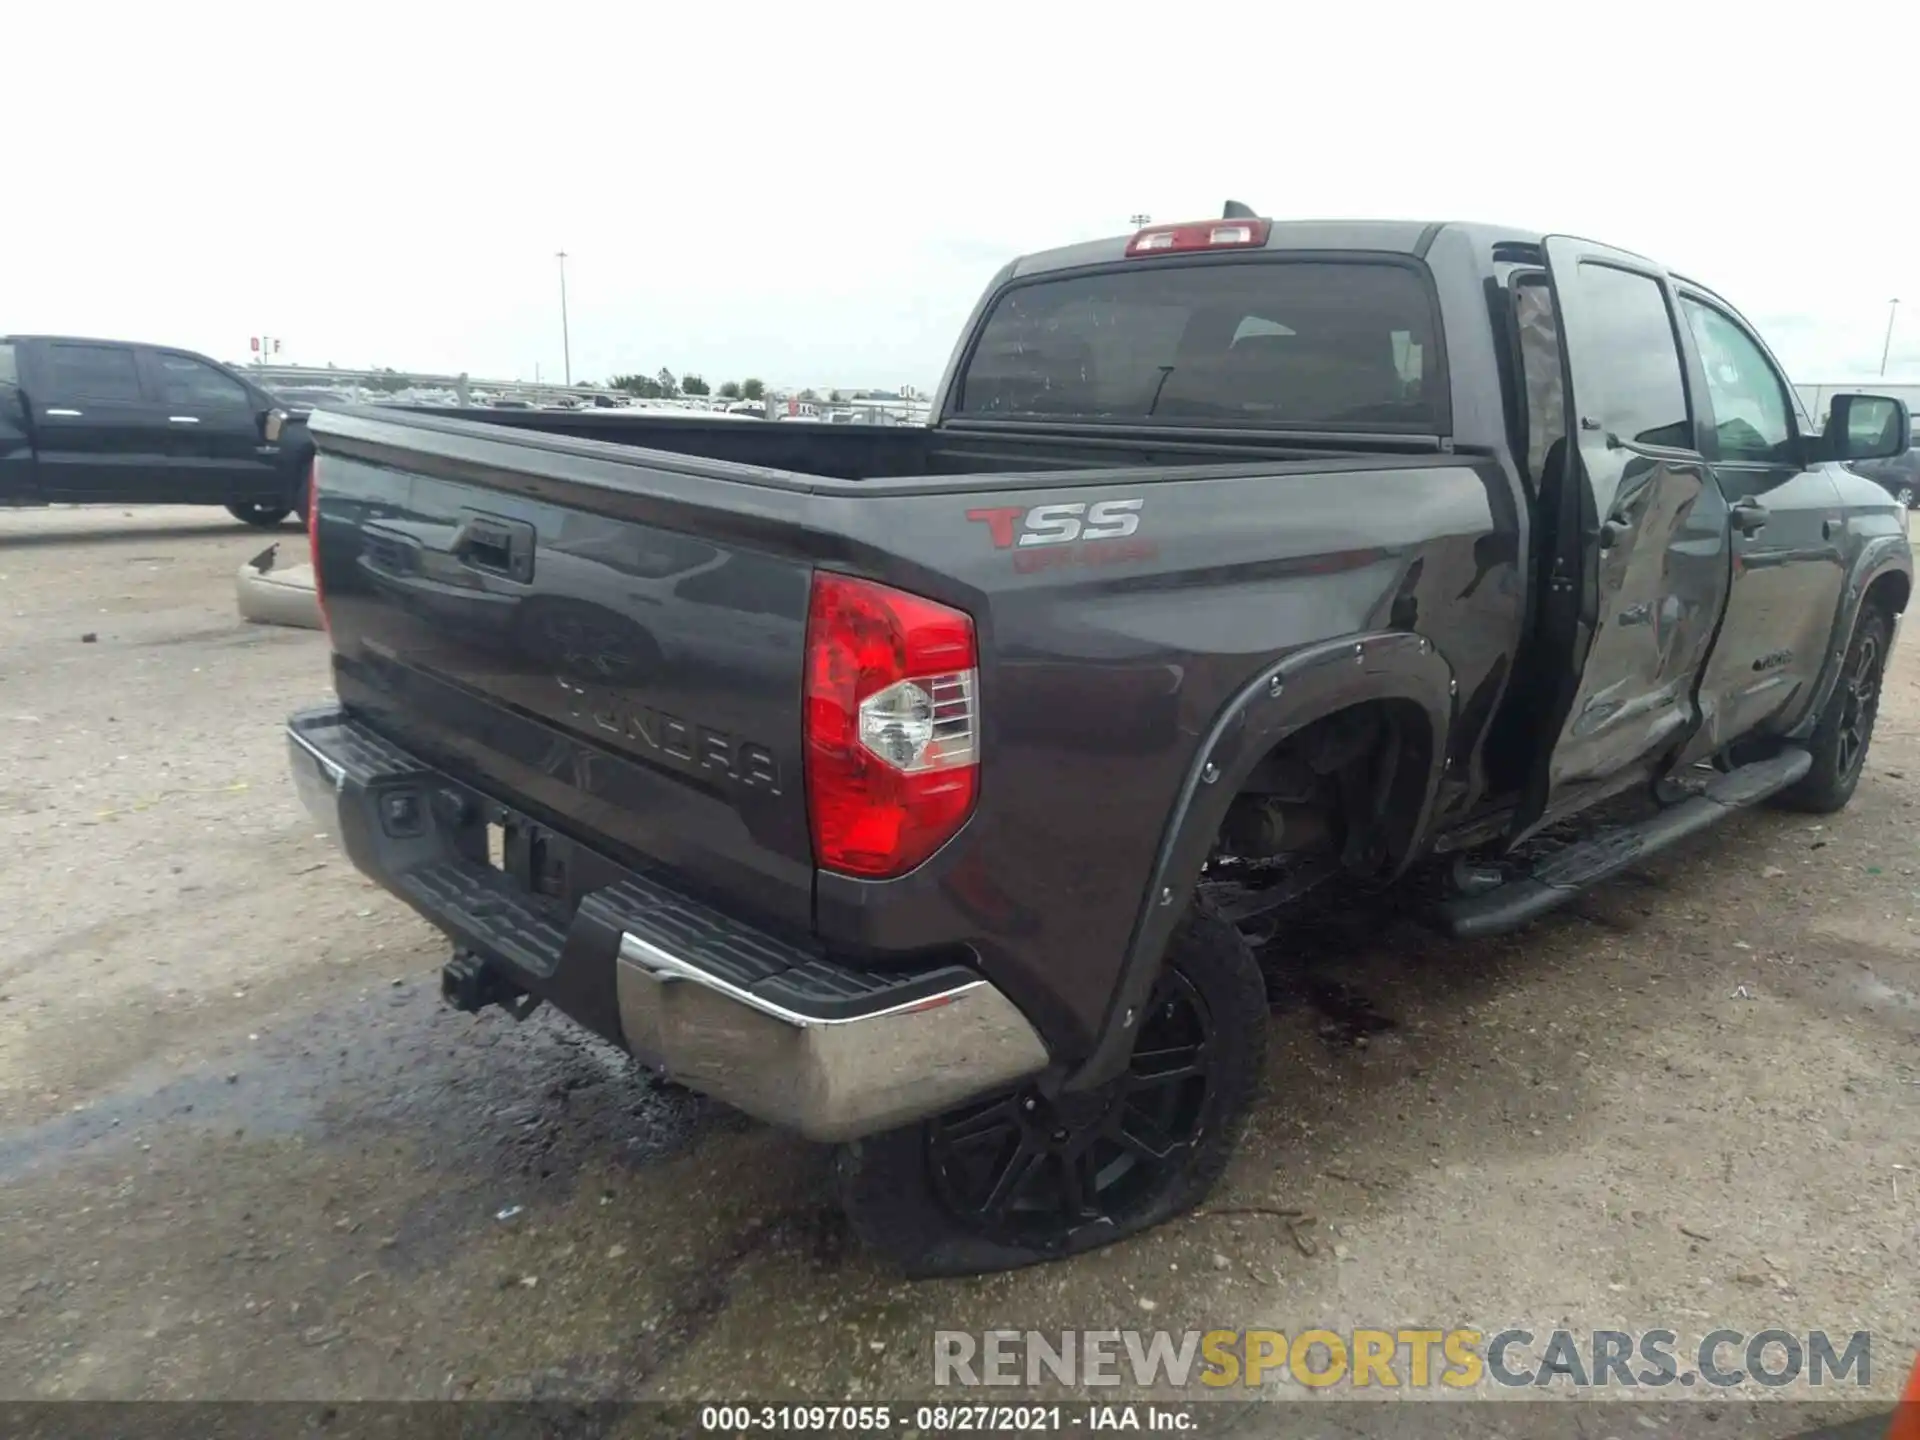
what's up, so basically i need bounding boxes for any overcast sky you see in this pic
[8,2,1916,391]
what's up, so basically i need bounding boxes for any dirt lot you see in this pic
[1,506,1915,1428]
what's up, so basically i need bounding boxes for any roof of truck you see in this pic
[2,333,223,353]
[1007,219,1550,280]
[3,334,138,344]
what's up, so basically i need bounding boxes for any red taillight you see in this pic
[307,458,328,633]
[1125,217,1270,257]
[804,573,979,878]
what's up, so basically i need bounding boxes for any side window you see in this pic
[0,342,16,386]
[1789,389,1816,435]
[1678,299,1793,464]
[45,343,144,402]
[1570,264,1691,449]
[1513,278,1565,488]
[1390,329,1425,398]
[151,352,252,410]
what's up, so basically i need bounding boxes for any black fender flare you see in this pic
[1789,537,1912,744]
[1064,630,1457,1091]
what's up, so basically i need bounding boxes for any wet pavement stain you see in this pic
[0,976,821,1400]
[0,986,726,1188]
[1298,976,1398,1047]
[1249,880,1410,1048]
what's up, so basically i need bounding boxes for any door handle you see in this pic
[1595,497,1639,549]
[1730,497,1770,536]
[451,513,537,582]
[168,415,200,424]
[45,408,81,417]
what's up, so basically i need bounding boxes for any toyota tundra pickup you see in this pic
[287,212,1913,1275]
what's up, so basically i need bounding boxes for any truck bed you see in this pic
[309,403,1502,1050]
[389,403,1442,482]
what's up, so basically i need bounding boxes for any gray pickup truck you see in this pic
[287,211,1912,1274]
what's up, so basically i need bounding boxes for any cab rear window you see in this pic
[956,259,1444,431]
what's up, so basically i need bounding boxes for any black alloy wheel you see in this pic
[836,910,1266,1277]
[926,966,1216,1248]
[1775,603,1892,814]
[1834,622,1883,784]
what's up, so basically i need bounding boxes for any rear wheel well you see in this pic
[1214,699,1435,875]
[1864,570,1910,620]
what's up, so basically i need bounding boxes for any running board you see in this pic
[1437,748,1812,940]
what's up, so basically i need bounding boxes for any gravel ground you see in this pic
[0,506,1915,1431]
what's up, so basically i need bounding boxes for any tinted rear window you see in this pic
[956,260,1443,430]
[46,343,143,401]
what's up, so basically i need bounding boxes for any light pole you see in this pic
[1881,298,1900,378]
[556,250,572,387]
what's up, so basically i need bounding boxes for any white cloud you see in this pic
[8,0,1917,388]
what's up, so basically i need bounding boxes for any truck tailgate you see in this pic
[311,439,817,931]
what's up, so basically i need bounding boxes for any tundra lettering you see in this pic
[556,675,781,791]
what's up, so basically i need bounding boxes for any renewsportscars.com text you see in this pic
[933,1328,1874,1390]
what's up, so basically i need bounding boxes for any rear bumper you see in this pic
[287,704,1048,1141]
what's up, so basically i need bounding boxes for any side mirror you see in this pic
[1826,393,1910,461]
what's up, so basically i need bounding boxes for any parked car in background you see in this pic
[0,335,313,526]
[272,386,359,410]
[1847,420,1920,507]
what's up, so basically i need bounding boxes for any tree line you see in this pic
[604,369,844,406]
[607,368,754,402]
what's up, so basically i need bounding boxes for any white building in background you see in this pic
[1795,381,1920,431]
[762,384,934,426]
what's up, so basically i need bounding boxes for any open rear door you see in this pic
[1513,236,1733,839]
[0,382,39,504]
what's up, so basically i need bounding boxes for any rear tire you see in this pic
[835,909,1266,1277]
[228,502,292,529]
[1773,604,1892,814]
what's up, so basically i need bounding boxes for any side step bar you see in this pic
[1438,747,1811,940]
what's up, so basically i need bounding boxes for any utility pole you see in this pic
[556,250,572,387]
[1881,298,1900,378]
[1129,212,1151,229]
